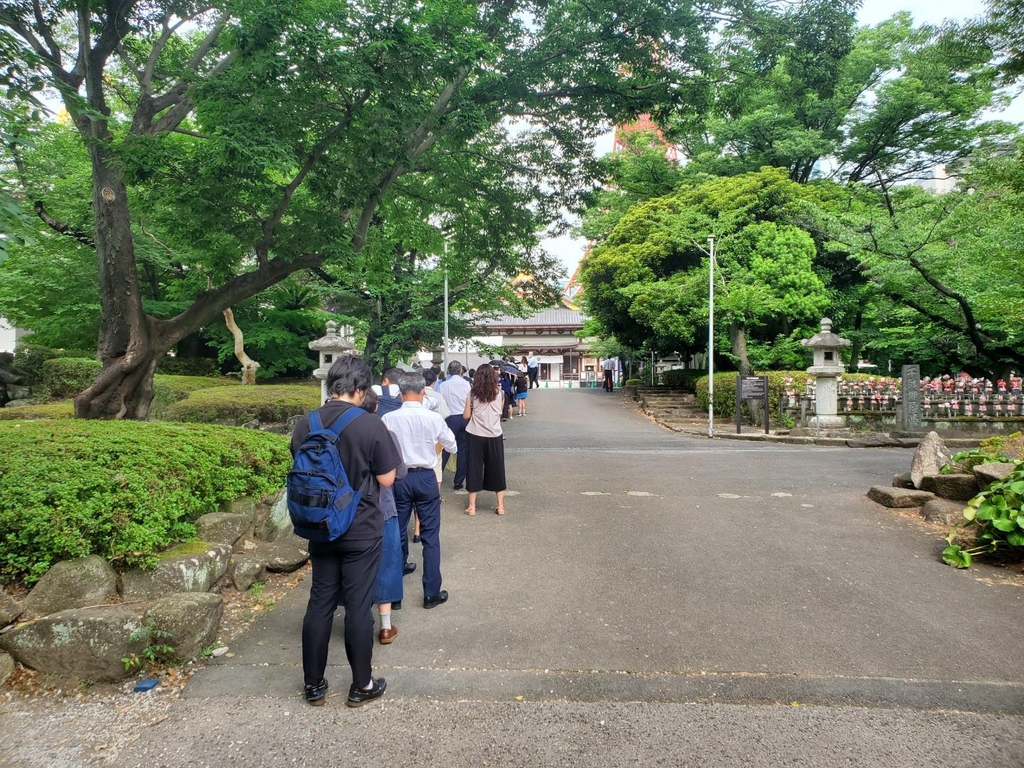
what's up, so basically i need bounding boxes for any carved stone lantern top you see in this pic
[801,318,850,375]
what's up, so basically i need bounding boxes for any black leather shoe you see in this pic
[346,678,386,708]
[453,484,463,491]
[412,535,420,543]
[403,562,416,575]
[423,590,449,609]
[391,600,402,610]
[304,678,328,706]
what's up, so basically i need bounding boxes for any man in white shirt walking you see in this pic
[382,372,458,608]
[601,357,615,392]
[527,353,540,389]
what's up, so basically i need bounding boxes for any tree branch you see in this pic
[33,201,95,247]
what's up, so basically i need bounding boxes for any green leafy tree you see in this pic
[1,0,713,419]
[581,168,829,374]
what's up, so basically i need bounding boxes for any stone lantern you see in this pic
[801,318,851,428]
[309,321,356,403]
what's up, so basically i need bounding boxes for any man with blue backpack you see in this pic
[288,355,401,707]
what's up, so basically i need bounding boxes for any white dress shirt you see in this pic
[423,387,450,418]
[440,375,471,416]
[382,401,457,469]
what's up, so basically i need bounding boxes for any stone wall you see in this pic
[0,489,304,685]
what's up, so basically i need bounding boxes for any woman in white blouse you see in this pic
[462,364,507,515]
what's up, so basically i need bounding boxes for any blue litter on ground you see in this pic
[133,678,159,692]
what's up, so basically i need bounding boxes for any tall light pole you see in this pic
[443,239,449,366]
[707,236,715,438]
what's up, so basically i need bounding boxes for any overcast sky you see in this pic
[546,0,1017,278]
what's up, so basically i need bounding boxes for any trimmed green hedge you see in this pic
[150,374,239,417]
[0,420,291,584]
[0,402,75,420]
[157,357,220,377]
[42,357,102,399]
[695,371,889,420]
[161,382,320,424]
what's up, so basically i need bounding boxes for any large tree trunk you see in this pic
[728,322,753,376]
[74,146,165,420]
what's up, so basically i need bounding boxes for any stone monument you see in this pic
[801,318,851,429]
[309,320,356,403]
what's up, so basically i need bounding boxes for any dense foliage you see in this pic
[0,421,290,584]
[943,461,1024,568]
[160,383,320,424]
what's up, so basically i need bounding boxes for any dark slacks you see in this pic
[302,536,382,689]
[604,369,613,391]
[443,413,468,488]
[528,367,538,388]
[394,468,443,598]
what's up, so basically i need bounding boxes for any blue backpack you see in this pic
[287,408,365,541]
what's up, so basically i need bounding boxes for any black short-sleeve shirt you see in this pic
[290,400,402,541]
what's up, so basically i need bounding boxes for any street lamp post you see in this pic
[707,236,715,438]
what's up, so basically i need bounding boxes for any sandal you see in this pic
[495,507,505,516]
[466,507,476,516]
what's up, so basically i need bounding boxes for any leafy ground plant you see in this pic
[122,618,175,671]
[943,461,1024,568]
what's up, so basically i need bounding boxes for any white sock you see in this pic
[380,612,392,630]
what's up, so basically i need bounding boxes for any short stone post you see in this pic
[308,321,356,404]
[900,365,922,431]
[800,318,851,429]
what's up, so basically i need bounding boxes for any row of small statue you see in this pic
[920,373,1023,395]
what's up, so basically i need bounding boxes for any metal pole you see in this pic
[443,240,449,365]
[708,236,715,438]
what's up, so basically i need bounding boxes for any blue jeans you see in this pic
[394,468,443,598]
[373,516,403,605]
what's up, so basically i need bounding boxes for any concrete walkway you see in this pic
[5,388,1024,766]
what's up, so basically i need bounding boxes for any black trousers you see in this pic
[443,413,468,488]
[604,369,613,391]
[302,536,382,689]
[528,368,538,388]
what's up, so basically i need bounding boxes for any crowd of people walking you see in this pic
[290,355,522,708]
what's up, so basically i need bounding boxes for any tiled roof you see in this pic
[475,307,586,329]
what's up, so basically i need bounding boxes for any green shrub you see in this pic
[150,375,239,417]
[624,379,642,387]
[10,345,57,385]
[53,348,98,360]
[658,369,704,391]
[161,383,319,424]
[42,357,102,399]
[157,357,220,377]
[943,461,1024,568]
[0,420,291,584]
[0,402,75,420]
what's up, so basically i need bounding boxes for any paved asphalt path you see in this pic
[4,388,1023,766]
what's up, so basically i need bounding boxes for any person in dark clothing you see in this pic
[291,355,402,708]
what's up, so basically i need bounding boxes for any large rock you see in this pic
[195,512,250,546]
[0,651,14,687]
[22,556,117,620]
[920,473,980,502]
[118,543,231,601]
[0,605,145,683]
[229,556,266,592]
[144,593,223,661]
[254,538,309,573]
[891,472,915,489]
[253,490,291,541]
[974,462,1017,488]
[867,486,935,508]
[0,591,22,626]
[921,498,969,526]
[910,432,953,489]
